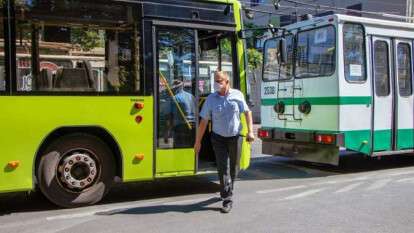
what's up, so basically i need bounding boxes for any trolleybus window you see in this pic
[14,1,141,94]
[397,43,412,97]
[262,35,294,81]
[296,26,335,78]
[343,23,366,82]
[374,41,390,96]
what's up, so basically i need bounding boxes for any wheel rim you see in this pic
[57,149,100,192]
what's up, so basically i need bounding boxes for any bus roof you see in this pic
[284,14,414,31]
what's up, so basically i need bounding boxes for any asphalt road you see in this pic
[2,140,414,233]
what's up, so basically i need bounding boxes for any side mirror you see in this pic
[279,38,288,64]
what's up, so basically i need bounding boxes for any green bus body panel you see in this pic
[397,129,414,150]
[373,130,392,152]
[156,149,195,177]
[0,96,154,193]
[343,130,371,154]
[261,96,372,106]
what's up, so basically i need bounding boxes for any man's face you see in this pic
[214,74,229,89]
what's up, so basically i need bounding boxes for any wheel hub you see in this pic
[59,152,98,190]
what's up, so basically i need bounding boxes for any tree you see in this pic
[71,28,103,51]
[247,48,262,83]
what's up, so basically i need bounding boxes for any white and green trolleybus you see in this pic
[0,0,251,207]
[259,14,414,165]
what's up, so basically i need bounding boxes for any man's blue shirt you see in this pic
[200,88,250,137]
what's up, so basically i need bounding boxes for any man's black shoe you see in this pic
[221,201,232,214]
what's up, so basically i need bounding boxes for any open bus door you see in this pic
[153,23,250,177]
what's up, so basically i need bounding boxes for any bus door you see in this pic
[393,39,414,150]
[155,26,198,177]
[371,37,393,152]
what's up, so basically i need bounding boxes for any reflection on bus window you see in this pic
[263,35,293,81]
[15,1,141,93]
[343,23,366,82]
[397,43,412,97]
[374,41,390,97]
[157,28,196,149]
[296,26,335,78]
[198,32,234,96]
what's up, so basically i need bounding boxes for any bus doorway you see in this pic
[155,26,237,176]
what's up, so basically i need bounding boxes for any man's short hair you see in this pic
[214,70,229,81]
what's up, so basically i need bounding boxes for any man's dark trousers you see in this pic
[211,132,242,203]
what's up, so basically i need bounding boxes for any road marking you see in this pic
[256,185,307,194]
[312,176,370,186]
[396,177,414,183]
[282,188,324,200]
[46,211,97,221]
[388,170,414,177]
[335,182,364,193]
[281,164,340,176]
[366,179,392,191]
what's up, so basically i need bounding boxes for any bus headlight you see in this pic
[274,101,285,114]
[298,101,311,114]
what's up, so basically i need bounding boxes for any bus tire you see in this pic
[37,133,115,208]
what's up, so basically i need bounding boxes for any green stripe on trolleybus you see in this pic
[261,96,372,106]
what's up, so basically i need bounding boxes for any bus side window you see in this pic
[374,41,390,97]
[14,1,142,94]
[397,43,412,97]
[343,23,366,82]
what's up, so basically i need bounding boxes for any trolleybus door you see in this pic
[371,37,393,152]
[393,39,414,150]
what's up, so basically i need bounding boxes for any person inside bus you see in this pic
[166,79,196,148]
[194,71,254,213]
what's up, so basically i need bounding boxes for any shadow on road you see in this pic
[0,176,220,216]
[288,153,414,174]
[96,197,222,216]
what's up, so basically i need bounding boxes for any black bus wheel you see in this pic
[37,133,116,208]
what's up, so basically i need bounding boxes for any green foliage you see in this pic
[220,38,232,56]
[71,28,103,51]
[247,48,262,71]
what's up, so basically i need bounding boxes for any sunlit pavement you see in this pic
[2,133,414,233]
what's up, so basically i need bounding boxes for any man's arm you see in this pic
[194,118,209,154]
[244,111,255,143]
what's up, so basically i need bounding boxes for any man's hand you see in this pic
[194,141,202,154]
[246,132,255,143]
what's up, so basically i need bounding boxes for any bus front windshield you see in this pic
[263,35,294,81]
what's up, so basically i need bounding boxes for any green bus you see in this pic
[0,0,251,208]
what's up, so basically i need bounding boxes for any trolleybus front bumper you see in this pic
[259,128,344,165]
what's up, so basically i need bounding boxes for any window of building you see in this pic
[343,23,366,82]
[374,41,390,97]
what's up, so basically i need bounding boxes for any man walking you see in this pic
[194,71,254,213]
